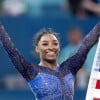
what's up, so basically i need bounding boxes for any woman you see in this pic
[0,22,100,100]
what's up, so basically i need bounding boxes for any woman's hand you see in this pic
[0,24,5,34]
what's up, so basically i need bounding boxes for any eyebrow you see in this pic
[41,40,58,42]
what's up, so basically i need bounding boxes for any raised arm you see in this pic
[60,22,100,75]
[0,24,39,81]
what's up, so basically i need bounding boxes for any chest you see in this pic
[28,73,75,97]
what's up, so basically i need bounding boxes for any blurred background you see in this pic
[0,0,100,100]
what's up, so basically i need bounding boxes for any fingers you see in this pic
[0,23,5,34]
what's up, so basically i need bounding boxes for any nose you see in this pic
[47,43,55,50]
[48,45,53,50]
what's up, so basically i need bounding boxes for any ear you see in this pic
[35,46,39,53]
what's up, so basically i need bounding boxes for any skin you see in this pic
[68,29,82,45]
[0,24,4,33]
[36,34,60,69]
[82,0,100,15]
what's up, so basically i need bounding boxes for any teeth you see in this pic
[47,52,55,55]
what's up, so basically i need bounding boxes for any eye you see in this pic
[54,42,58,46]
[42,43,48,46]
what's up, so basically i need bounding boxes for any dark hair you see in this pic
[33,28,59,47]
[68,26,82,35]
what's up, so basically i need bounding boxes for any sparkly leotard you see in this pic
[0,22,100,100]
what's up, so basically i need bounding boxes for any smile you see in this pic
[47,51,56,56]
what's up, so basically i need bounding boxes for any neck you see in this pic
[39,59,57,69]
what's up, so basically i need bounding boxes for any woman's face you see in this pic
[36,34,60,62]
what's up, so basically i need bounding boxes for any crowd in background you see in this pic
[0,0,99,18]
[0,0,100,99]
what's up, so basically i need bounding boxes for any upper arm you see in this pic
[60,22,100,75]
[0,32,39,81]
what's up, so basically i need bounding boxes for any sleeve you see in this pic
[60,22,100,75]
[0,31,39,81]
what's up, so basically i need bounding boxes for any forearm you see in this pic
[78,22,100,53]
[0,31,27,69]
[67,22,100,75]
[76,22,100,70]
[82,1,100,14]
[0,24,38,81]
[0,26,32,76]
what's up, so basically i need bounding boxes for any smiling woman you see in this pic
[34,29,60,69]
[0,22,100,100]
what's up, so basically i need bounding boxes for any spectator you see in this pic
[63,0,100,19]
[58,26,83,64]
[2,0,27,16]
[85,44,97,77]
[82,0,100,17]
[58,26,88,89]
[25,0,43,16]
